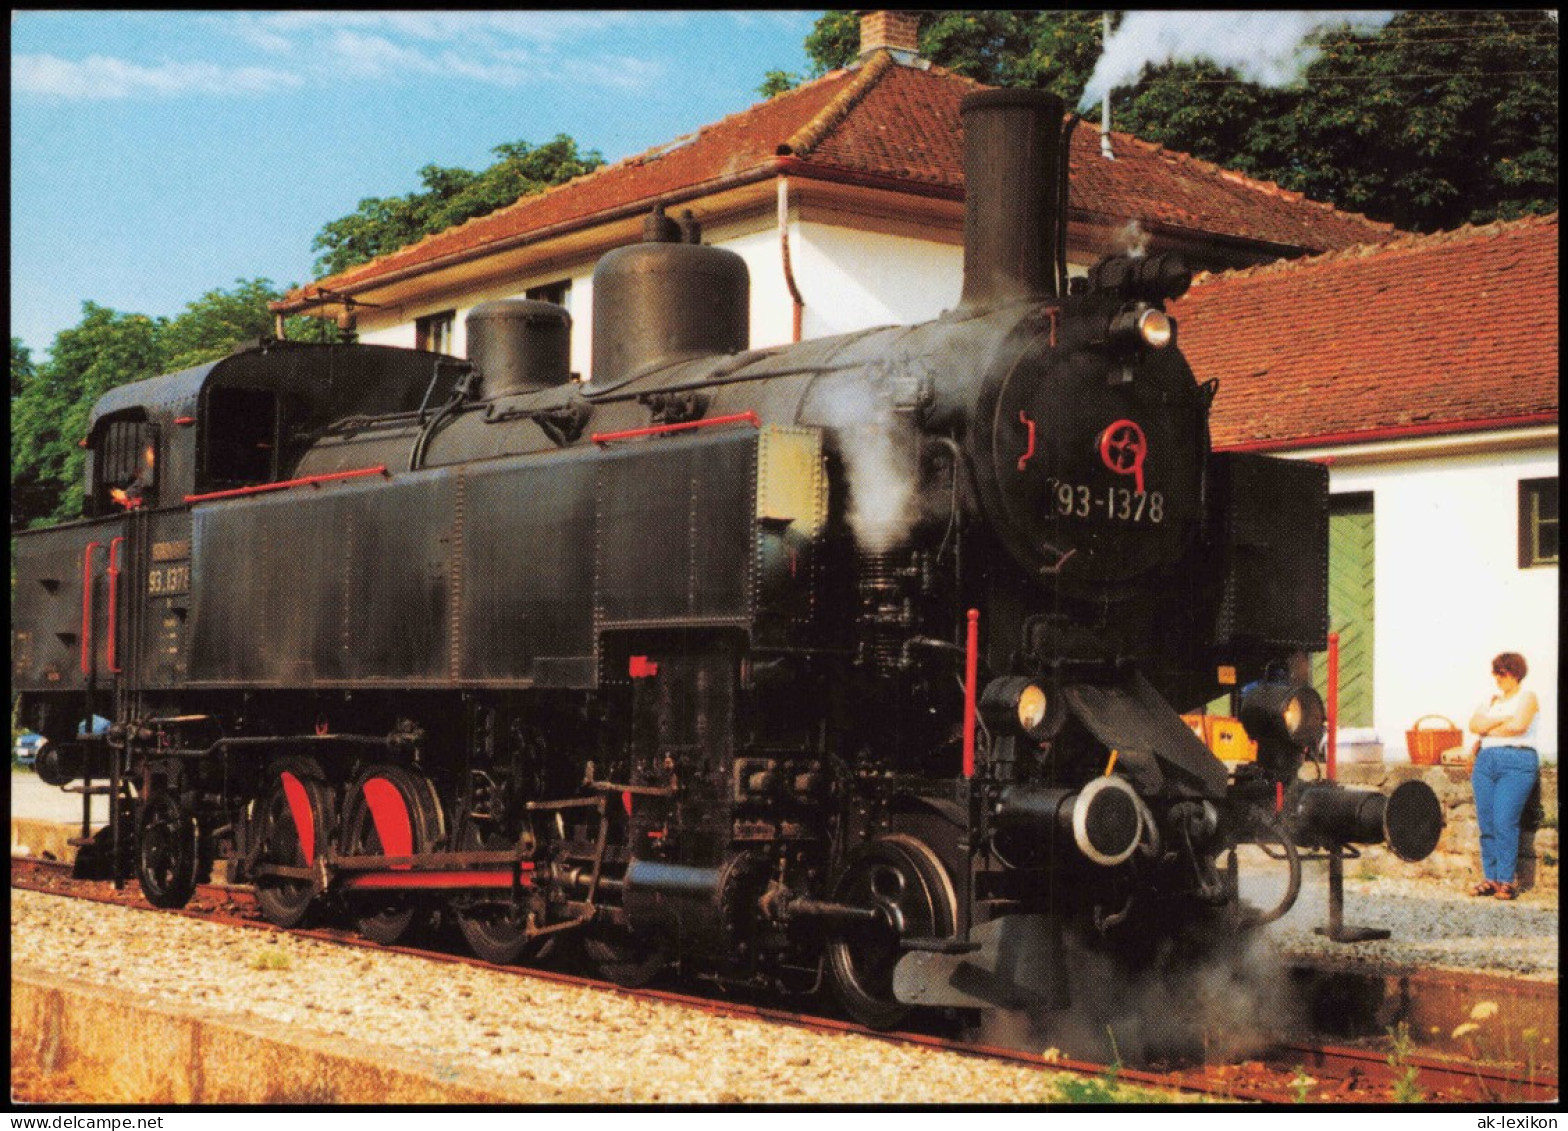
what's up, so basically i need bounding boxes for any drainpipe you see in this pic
[1100,12,1116,161]
[778,176,804,342]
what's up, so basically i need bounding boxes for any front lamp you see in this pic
[1238,682,1326,750]
[1109,305,1174,351]
[980,676,1062,743]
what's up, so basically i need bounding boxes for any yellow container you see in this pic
[1182,714,1258,763]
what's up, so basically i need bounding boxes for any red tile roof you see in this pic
[285,52,1397,307]
[1172,213,1559,450]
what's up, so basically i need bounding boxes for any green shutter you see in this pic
[1313,499,1375,727]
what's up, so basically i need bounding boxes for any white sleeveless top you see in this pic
[1476,688,1539,750]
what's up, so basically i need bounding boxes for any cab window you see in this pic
[204,386,279,486]
[94,416,158,513]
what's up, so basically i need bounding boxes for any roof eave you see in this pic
[1218,413,1559,457]
[273,157,800,316]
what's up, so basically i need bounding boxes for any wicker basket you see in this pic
[1406,715,1463,765]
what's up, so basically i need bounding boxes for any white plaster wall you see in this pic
[793,222,964,339]
[356,323,416,349]
[355,268,597,379]
[1322,442,1558,763]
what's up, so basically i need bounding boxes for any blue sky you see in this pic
[11,10,823,361]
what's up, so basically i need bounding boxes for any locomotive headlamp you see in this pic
[1238,682,1326,750]
[1108,305,1173,351]
[1137,308,1173,349]
[980,676,1062,742]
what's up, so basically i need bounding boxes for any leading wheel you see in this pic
[136,792,200,909]
[826,834,958,1030]
[254,766,334,928]
[337,766,444,945]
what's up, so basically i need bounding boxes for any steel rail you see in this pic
[12,858,1557,1104]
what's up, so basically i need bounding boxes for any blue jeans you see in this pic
[1472,746,1540,885]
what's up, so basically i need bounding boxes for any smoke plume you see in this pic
[1079,11,1397,112]
[974,919,1304,1069]
[1112,219,1149,258]
[808,378,922,554]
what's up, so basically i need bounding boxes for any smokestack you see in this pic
[958,88,1066,309]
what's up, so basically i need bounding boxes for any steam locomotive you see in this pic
[13,90,1441,1028]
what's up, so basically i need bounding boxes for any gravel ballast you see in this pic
[1235,852,1557,981]
[11,854,1556,1104]
[11,888,1142,1105]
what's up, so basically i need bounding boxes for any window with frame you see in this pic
[1518,477,1559,568]
[415,310,455,354]
[526,280,571,309]
[93,414,159,514]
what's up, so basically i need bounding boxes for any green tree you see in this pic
[11,337,35,399]
[311,134,604,276]
[802,10,1106,104]
[11,303,165,526]
[161,277,287,373]
[10,280,326,529]
[757,69,803,99]
[799,10,1557,232]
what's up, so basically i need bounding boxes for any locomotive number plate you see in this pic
[1045,479,1165,523]
[147,564,191,595]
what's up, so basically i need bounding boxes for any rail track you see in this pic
[12,856,1557,1104]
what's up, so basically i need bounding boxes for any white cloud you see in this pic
[12,53,304,99]
[16,12,697,103]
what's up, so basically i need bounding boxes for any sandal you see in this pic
[1470,881,1498,896]
[1494,883,1518,901]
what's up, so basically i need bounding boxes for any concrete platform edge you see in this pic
[11,964,588,1105]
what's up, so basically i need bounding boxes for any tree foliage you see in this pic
[11,280,324,528]
[310,135,604,277]
[1115,11,1558,231]
[802,10,1106,100]
[11,303,163,526]
[757,69,803,99]
[11,337,35,400]
[796,10,1557,232]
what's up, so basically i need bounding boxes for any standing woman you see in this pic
[1468,652,1541,900]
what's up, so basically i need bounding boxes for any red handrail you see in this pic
[1326,631,1340,781]
[962,609,980,779]
[591,412,761,446]
[107,537,124,674]
[184,465,389,504]
[80,542,102,676]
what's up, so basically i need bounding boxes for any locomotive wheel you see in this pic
[337,766,444,945]
[451,823,538,966]
[583,929,668,989]
[826,834,958,1030]
[254,769,334,928]
[136,792,201,909]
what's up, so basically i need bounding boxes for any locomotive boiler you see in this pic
[12,89,1441,1028]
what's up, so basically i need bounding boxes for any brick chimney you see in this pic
[858,10,921,61]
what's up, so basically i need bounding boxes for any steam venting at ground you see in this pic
[1079,11,1397,112]
[810,378,923,554]
[975,916,1304,1068]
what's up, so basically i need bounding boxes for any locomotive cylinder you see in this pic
[621,857,755,959]
[992,776,1144,869]
[957,88,1065,309]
